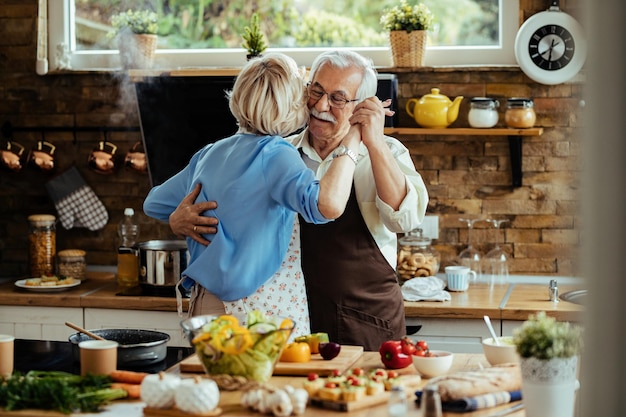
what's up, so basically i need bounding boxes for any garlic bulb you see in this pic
[284,385,309,415]
[268,389,293,417]
[175,376,220,414]
[140,372,181,409]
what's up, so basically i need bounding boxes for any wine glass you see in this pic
[456,218,482,278]
[484,218,510,285]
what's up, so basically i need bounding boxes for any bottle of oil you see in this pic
[117,208,139,288]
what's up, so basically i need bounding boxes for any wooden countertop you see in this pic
[0,274,583,321]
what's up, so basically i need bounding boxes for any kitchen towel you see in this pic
[45,166,109,231]
[401,276,451,302]
[415,390,522,412]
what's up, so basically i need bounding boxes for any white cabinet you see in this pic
[405,317,504,353]
[84,308,188,347]
[0,306,83,341]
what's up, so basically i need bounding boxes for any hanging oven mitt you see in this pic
[45,166,109,231]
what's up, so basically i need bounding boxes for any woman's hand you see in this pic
[169,183,218,246]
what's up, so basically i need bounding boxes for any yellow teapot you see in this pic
[406,88,464,128]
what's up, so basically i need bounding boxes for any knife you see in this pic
[486,403,524,417]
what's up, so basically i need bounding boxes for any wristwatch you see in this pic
[331,145,358,165]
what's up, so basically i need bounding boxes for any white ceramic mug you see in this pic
[79,340,118,376]
[445,265,477,291]
[0,334,15,379]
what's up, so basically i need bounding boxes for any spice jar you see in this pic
[396,228,440,284]
[28,214,56,277]
[468,97,499,128]
[57,249,87,279]
[505,98,536,128]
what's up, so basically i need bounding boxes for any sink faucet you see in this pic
[548,279,559,302]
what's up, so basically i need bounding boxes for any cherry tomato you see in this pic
[401,337,417,355]
[279,342,311,362]
[416,340,429,350]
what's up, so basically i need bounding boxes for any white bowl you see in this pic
[412,350,454,378]
[482,336,520,365]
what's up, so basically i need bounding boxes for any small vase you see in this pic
[117,33,158,69]
[389,30,427,67]
[520,356,580,417]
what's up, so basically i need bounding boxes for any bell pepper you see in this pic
[280,342,312,362]
[379,340,413,369]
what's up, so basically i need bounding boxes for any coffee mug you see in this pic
[79,340,118,376]
[0,334,15,379]
[445,265,477,291]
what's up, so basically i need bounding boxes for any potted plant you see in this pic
[512,312,584,417]
[380,0,434,67]
[241,13,268,60]
[109,9,159,69]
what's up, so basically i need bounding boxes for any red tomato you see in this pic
[325,382,338,388]
[351,367,365,376]
[307,372,319,381]
[416,340,429,350]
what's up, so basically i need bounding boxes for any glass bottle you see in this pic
[28,214,56,277]
[117,208,139,288]
[396,228,440,284]
[388,385,407,417]
[468,97,499,128]
[422,385,443,417]
[505,98,536,128]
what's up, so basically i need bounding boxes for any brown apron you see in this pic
[299,187,406,351]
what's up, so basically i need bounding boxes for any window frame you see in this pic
[45,0,519,73]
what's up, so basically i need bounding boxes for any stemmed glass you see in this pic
[484,218,510,285]
[457,218,482,277]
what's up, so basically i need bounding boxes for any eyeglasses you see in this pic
[307,83,359,109]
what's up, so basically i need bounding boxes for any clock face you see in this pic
[515,10,587,85]
[528,24,575,71]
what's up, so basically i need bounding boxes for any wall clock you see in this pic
[514,1,587,85]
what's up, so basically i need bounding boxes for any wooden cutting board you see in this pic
[179,345,364,376]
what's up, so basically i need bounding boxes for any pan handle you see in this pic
[65,321,105,340]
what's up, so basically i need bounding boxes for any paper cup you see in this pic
[79,340,118,376]
[0,334,15,379]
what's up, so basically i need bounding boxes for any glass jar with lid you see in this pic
[28,214,56,277]
[468,97,500,128]
[57,249,87,279]
[396,228,440,284]
[505,98,536,128]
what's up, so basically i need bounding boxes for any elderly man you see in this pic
[169,50,428,350]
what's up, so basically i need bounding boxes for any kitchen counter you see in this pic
[0,352,527,417]
[0,274,583,320]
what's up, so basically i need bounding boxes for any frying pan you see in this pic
[68,328,170,366]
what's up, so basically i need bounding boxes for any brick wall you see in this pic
[0,0,584,278]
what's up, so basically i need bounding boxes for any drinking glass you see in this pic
[484,219,510,285]
[456,218,482,277]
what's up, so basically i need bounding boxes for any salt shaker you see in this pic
[422,385,442,417]
[387,385,407,417]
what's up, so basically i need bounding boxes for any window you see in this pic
[43,0,519,73]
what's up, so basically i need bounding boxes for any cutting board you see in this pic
[179,345,364,376]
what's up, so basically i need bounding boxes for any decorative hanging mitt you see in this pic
[45,166,109,231]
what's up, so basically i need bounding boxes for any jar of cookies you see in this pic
[28,214,56,277]
[396,228,440,284]
[57,249,86,279]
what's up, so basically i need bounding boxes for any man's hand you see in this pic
[169,183,218,246]
[349,97,392,149]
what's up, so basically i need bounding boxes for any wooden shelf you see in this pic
[384,127,544,188]
[383,127,543,136]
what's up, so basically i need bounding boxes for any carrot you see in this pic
[109,370,149,384]
[111,382,142,399]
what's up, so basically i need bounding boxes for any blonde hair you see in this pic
[228,53,308,136]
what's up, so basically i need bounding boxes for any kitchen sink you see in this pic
[560,289,587,305]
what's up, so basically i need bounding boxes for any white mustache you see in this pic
[310,108,337,124]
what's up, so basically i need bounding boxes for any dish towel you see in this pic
[415,390,522,412]
[401,276,451,301]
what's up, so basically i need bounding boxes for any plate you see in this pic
[15,278,81,292]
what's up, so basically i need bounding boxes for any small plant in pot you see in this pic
[241,13,268,60]
[109,9,159,69]
[513,311,584,417]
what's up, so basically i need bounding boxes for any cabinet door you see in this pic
[405,317,499,353]
[0,306,83,341]
[84,308,188,347]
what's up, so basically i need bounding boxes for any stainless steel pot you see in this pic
[138,240,188,289]
[69,329,170,366]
